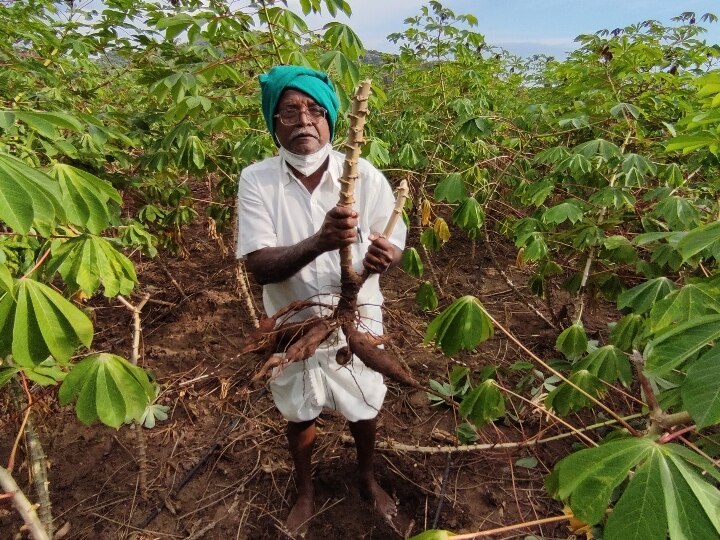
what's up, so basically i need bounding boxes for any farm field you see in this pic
[1,2,719,539]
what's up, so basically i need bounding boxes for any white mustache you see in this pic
[291,128,318,139]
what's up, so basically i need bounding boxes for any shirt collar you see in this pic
[281,151,342,190]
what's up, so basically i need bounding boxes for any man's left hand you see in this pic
[363,233,401,274]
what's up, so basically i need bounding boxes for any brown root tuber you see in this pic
[343,325,422,390]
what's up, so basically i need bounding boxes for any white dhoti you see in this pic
[270,345,387,422]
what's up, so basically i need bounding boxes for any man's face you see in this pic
[274,89,331,155]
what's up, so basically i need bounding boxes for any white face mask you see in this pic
[279,143,331,177]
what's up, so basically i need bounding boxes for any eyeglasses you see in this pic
[274,105,327,126]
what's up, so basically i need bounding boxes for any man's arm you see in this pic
[245,206,358,285]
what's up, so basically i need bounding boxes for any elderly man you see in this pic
[236,65,407,533]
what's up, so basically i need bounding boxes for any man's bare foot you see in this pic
[359,477,397,518]
[286,492,314,535]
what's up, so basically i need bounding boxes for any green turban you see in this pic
[260,65,340,140]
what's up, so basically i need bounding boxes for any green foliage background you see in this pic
[1,1,719,538]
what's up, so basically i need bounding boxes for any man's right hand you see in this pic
[315,206,358,252]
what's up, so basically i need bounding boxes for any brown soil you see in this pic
[0,196,623,540]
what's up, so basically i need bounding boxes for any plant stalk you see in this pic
[0,466,50,540]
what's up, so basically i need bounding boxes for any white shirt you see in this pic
[236,149,406,335]
[236,149,407,422]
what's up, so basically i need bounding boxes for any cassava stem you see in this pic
[338,80,372,309]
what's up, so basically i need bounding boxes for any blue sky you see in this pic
[287,0,720,58]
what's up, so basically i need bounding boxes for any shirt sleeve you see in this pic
[236,170,277,258]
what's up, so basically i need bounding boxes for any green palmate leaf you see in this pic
[14,111,84,138]
[572,224,603,249]
[319,50,360,88]
[574,345,632,385]
[0,152,61,236]
[542,202,584,226]
[573,138,622,162]
[424,296,493,356]
[550,438,720,538]
[649,284,720,334]
[677,221,720,261]
[420,228,442,252]
[397,143,421,168]
[49,164,121,235]
[645,314,720,375]
[519,179,554,207]
[23,358,66,386]
[545,370,605,415]
[434,172,467,203]
[0,366,19,388]
[452,197,484,238]
[47,235,137,297]
[590,186,635,210]
[661,454,720,539]
[0,265,14,297]
[9,278,93,367]
[459,379,505,427]
[59,353,155,428]
[322,22,364,59]
[681,345,720,429]
[666,134,720,154]
[401,247,423,278]
[603,450,667,540]
[617,277,677,315]
[534,145,570,165]
[609,102,642,120]
[415,281,438,311]
[560,153,592,175]
[653,196,701,230]
[556,323,588,361]
[364,138,390,167]
[549,437,651,524]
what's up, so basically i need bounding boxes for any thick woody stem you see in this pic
[0,466,50,540]
[338,80,372,311]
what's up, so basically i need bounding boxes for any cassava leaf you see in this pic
[459,379,505,427]
[556,323,588,361]
[610,313,646,352]
[452,197,484,238]
[548,437,720,538]
[542,202,584,226]
[434,173,467,203]
[10,278,93,367]
[545,370,605,415]
[59,353,155,428]
[415,281,438,311]
[424,296,493,356]
[49,164,121,234]
[677,221,720,261]
[617,277,677,315]
[681,346,720,429]
[603,450,667,540]
[0,152,61,236]
[47,235,137,297]
[649,284,720,334]
[401,247,423,278]
[645,314,720,375]
[574,345,632,385]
